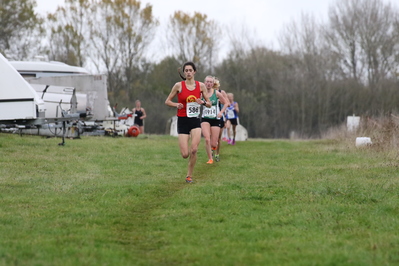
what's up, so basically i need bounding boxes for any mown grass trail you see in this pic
[0,134,398,265]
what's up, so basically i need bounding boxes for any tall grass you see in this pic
[1,133,399,265]
[323,114,399,156]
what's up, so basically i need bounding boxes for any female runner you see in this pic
[165,62,211,183]
[213,78,229,162]
[201,76,228,164]
[225,93,240,145]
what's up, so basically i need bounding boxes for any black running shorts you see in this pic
[177,116,201,134]
[228,118,238,126]
[219,117,225,128]
[201,118,221,127]
[134,118,143,126]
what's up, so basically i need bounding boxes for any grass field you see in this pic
[1,133,399,265]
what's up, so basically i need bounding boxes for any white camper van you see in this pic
[10,59,110,122]
[9,60,89,78]
[2,56,126,139]
[8,60,92,121]
[0,54,46,123]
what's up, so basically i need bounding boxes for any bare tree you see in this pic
[325,0,363,81]
[325,0,399,86]
[357,0,398,87]
[278,13,333,136]
[226,22,260,54]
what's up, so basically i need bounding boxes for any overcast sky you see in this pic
[34,0,395,62]
[35,0,332,46]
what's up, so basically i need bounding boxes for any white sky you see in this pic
[34,0,394,62]
[35,0,332,46]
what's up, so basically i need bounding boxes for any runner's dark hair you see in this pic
[177,61,197,80]
[177,68,185,80]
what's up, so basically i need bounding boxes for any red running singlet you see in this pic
[177,81,201,117]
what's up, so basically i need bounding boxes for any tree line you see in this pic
[1,0,399,138]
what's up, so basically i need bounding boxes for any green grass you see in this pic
[1,134,399,265]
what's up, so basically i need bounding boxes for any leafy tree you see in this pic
[88,0,158,104]
[0,0,44,59]
[166,11,221,72]
[147,56,181,95]
[45,0,91,67]
[143,56,181,134]
[217,47,282,138]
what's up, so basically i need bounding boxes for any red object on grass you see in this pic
[127,126,140,137]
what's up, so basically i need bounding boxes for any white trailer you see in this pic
[0,53,46,123]
[8,58,130,137]
[2,56,131,139]
[26,75,109,121]
[9,60,89,78]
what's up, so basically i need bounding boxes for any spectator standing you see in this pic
[132,100,147,134]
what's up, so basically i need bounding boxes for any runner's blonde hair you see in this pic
[213,77,220,88]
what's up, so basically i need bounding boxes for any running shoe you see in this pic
[215,154,220,162]
[232,140,236,145]
[186,176,193,183]
[207,159,214,164]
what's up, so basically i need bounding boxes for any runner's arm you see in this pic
[221,90,230,106]
[165,82,183,109]
[216,91,229,115]
[234,102,239,113]
[199,82,211,108]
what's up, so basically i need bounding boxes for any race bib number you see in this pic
[203,106,217,118]
[186,102,200,117]
[227,109,235,119]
